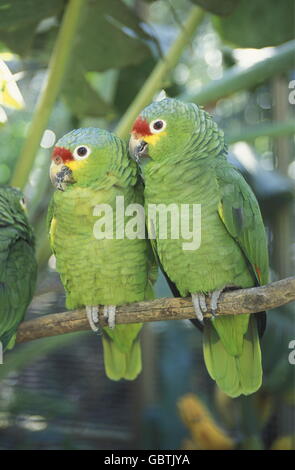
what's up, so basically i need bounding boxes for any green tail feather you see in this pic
[0,329,17,351]
[102,324,142,381]
[203,315,262,398]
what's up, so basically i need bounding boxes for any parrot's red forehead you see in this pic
[52,146,73,164]
[132,116,152,137]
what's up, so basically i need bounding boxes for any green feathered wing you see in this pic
[203,162,269,397]
[0,192,37,351]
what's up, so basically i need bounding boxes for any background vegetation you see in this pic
[0,0,294,450]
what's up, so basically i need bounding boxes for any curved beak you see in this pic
[129,133,149,163]
[50,160,74,191]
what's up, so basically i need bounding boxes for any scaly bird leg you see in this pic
[86,305,100,332]
[210,289,223,317]
[191,293,207,323]
[103,305,117,329]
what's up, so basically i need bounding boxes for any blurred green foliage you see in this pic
[213,0,295,48]
[191,0,238,16]
[0,0,159,120]
[0,0,294,451]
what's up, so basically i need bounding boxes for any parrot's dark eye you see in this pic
[77,146,87,156]
[153,121,163,130]
[150,119,167,134]
[73,145,91,160]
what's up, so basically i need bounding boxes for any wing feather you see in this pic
[216,162,269,286]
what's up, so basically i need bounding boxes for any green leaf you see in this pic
[114,58,181,116]
[62,66,115,119]
[72,0,155,72]
[114,58,156,115]
[0,0,63,29]
[61,0,159,118]
[0,22,38,55]
[0,0,159,118]
[212,0,295,48]
[0,0,63,55]
[190,0,238,16]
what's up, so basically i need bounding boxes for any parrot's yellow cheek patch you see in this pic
[65,159,88,171]
[144,132,167,146]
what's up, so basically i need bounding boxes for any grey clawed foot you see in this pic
[103,305,116,329]
[86,305,100,333]
[191,293,207,323]
[210,289,223,318]
[192,289,223,322]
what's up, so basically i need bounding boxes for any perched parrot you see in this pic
[0,185,37,351]
[48,128,156,380]
[129,98,269,397]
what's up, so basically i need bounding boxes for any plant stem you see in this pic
[115,6,205,138]
[181,39,295,106]
[226,119,295,144]
[10,0,85,189]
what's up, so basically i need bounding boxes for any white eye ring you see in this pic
[73,145,91,160]
[149,119,167,134]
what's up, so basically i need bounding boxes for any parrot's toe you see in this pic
[86,305,100,333]
[103,305,108,319]
[191,293,207,323]
[210,289,223,317]
[103,305,116,329]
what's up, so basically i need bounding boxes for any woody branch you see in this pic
[15,277,295,344]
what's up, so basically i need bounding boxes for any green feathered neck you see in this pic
[0,186,35,246]
[142,105,227,181]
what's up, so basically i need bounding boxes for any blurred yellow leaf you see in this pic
[0,59,25,110]
[214,387,237,428]
[178,393,235,450]
[271,435,295,450]
[181,438,198,450]
[0,106,7,125]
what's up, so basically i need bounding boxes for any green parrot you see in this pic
[129,98,269,397]
[0,185,37,351]
[48,128,156,381]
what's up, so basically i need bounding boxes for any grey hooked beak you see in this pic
[129,134,149,163]
[50,160,74,192]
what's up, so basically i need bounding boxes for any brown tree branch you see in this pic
[16,277,295,344]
